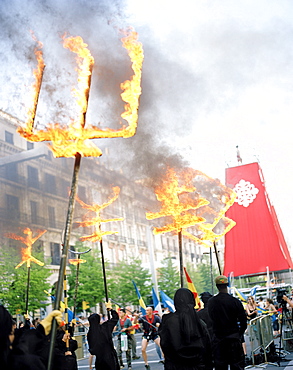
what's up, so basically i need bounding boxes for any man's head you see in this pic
[118,309,126,319]
[146,306,153,317]
[215,275,229,292]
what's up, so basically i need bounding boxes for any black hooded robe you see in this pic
[159,288,213,370]
[87,310,119,370]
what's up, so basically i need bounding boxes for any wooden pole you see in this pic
[213,240,222,275]
[47,153,82,370]
[178,230,184,288]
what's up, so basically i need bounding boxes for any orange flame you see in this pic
[68,258,87,265]
[5,228,46,268]
[76,186,123,242]
[17,29,144,158]
[146,167,236,245]
[146,167,209,234]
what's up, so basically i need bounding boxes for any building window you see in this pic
[6,194,19,220]
[50,242,60,265]
[44,173,56,194]
[27,142,34,150]
[5,163,18,182]
[5,131,14,144]
[27,166,39,189]
[61,180,70,198]
[48,206,56,228]
[30,201,38,224]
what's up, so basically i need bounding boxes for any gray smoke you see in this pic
[0,0,197,186]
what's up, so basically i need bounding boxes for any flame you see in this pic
[146,167,236,245]
[5,228,46,268]
[146,167,209,234]
[26,32,45,132]
[76,186,123,242]
[68,258,87,265]
[17,29,144,158]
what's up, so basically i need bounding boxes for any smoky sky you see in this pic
[1,0,293,188]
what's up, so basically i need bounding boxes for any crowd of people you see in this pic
[2,276,293,370]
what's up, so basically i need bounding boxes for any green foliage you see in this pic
[157,256,180,297]
[67,244,105,313]
[0,245,50,316]
[109,257,151,306]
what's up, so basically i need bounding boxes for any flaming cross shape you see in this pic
[5,228,46,268]
[17,30,144,158]
[146,167,209,233]
[146,167,236,246]
[76,186,124,242]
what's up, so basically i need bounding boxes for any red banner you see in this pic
[224,162,293,277]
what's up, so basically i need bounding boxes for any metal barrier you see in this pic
[247,315,278,367]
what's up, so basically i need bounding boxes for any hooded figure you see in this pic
[159,288,212,370]
[0,305,14,370]
[0,304,62,370]
[87,310,119,370]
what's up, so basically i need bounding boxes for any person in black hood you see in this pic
[159,288,212,370]
[0,305,14,370]
[0,304,63,370]
[87,302,119,370]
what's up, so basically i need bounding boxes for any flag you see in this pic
[132,280,146,315]
[152,287,162,316]
[183,267,201,309]
[232,287,247,302]
[257,306,269,314]
[159,290,175,312]
[45,291,77,323]
[60,301,77,322]
[249,285,260,297]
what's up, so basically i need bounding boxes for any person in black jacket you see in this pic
[159,288,213,370]
[208,275,247,370]
[87,302,119,370]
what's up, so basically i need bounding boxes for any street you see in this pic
[77,333,165,370]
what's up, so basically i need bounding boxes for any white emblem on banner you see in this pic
[233,179,259,207]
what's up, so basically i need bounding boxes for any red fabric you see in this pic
[224,163,293,277]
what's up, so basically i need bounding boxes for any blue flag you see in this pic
[249,285,260,297]
[152,288,162,316]
[132,280,147,315]
[159,290,175,313]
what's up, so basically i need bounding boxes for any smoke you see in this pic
[0,0,200,187]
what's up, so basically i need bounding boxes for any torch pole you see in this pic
[25,262,31,314]
[178,229,184,288]
[99,239,110,319]
[213,240,222,275]
[209,247,214,295]
[73,253,81,319]
[64,272,70,352]
[47,153,82,370]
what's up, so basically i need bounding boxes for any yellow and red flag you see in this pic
[184,267,201,309]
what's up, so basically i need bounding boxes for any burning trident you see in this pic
[5,227,46,314]
[75,186,124,314]
[146,167,236,286]
[16,28,143,370]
